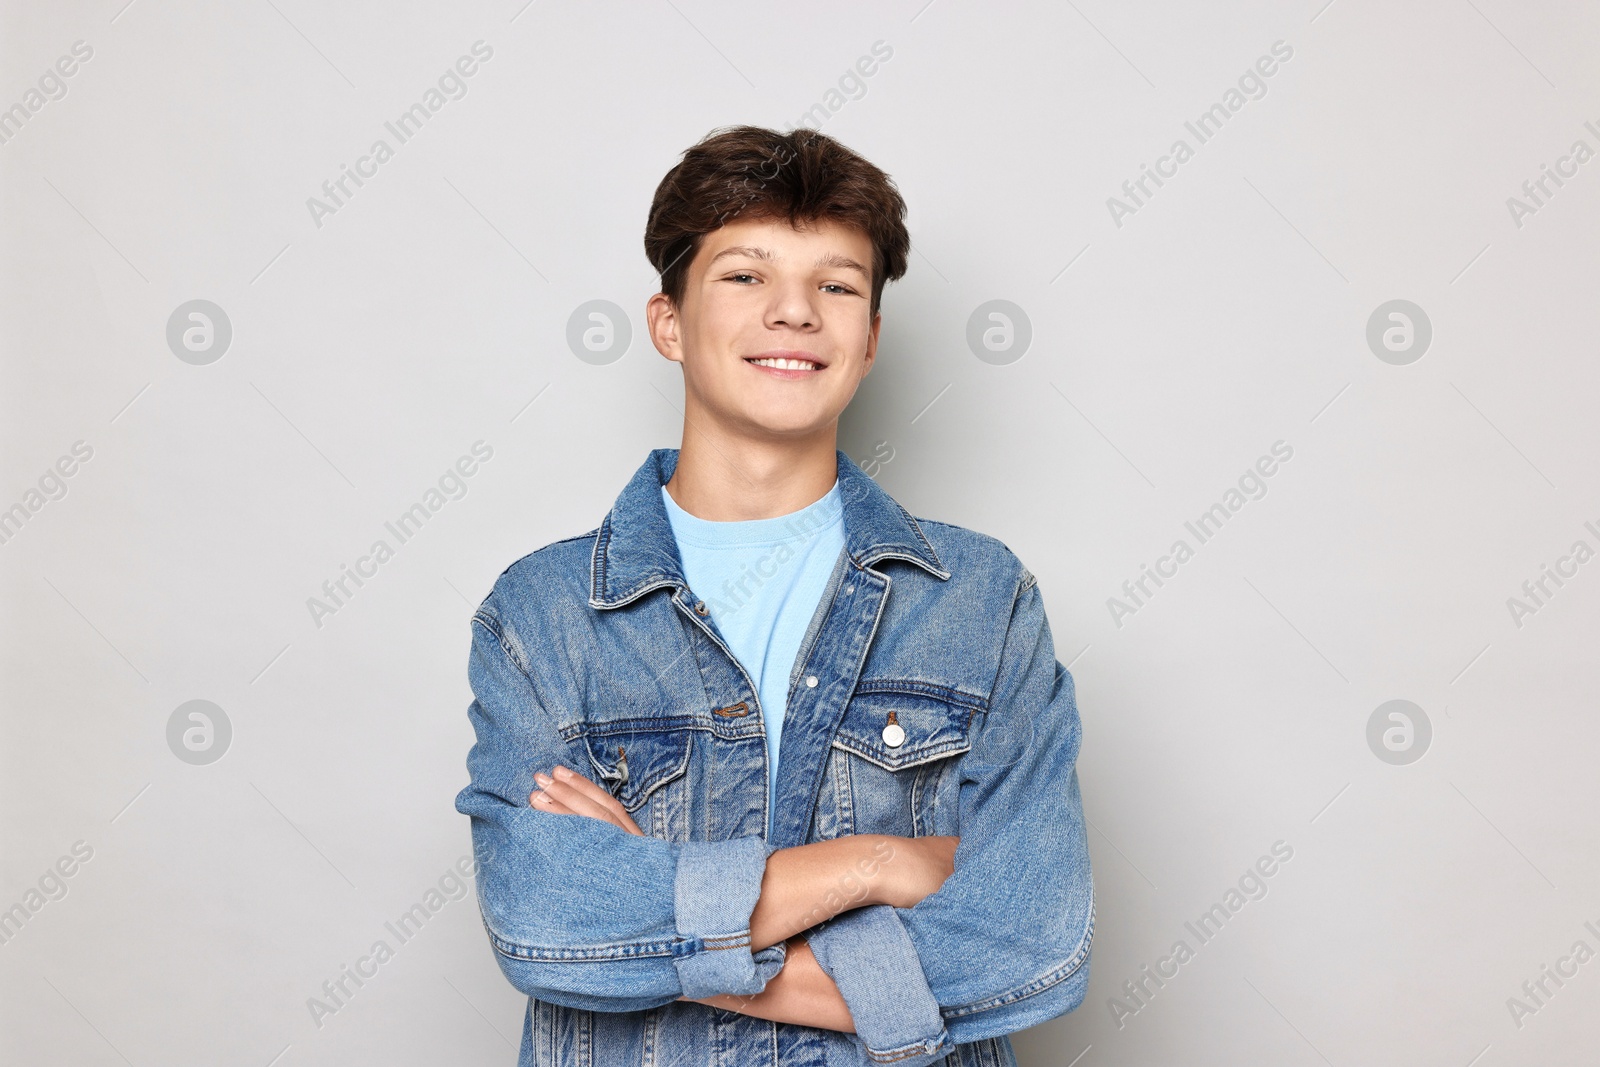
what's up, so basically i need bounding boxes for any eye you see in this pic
[726,272,759,284]
[821,283,857,295]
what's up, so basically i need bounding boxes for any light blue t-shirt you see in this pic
[661,479,846,837]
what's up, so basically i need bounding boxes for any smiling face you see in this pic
[646,214,881,445]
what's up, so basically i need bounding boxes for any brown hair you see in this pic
[644,125,910,317]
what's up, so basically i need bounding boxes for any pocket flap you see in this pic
[831,684,980,772]
[577,723,691,813]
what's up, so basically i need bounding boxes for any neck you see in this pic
[664,420,839,522]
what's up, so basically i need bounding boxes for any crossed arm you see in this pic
[527,762,958,1032]
[463,573,1092,1064]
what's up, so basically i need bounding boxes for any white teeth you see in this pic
[749,357,821,370]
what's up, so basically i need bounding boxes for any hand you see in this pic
[676,937,856,1033]
[529,764,644,836]
[872,834,958,909]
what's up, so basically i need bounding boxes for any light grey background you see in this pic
[3,1,1598,1064]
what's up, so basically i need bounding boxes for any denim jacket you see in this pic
[455,447,1094,1066]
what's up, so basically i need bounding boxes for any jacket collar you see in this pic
[589,447,950,609]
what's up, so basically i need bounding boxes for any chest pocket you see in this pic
[572,719,693,814]
[828,682,982,838]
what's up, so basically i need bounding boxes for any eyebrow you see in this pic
[707,245,870,278]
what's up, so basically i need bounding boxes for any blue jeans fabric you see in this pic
[455,447,1094,1065]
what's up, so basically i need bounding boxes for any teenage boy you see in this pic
[456,125,1093,1067]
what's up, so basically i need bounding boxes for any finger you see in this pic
[550,766,636,821]
[529,790,578,816]
[536,777,637,834]
[543,766,639,828]
[531,767,645,835]
[530,794,634,835]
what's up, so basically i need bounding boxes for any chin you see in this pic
[740,411,832,438]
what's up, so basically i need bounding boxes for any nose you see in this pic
[765,278,819,331]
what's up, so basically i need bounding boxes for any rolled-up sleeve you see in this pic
[455,597,786,1011]
[805,567,1095,1062]
[807,903,951,1064]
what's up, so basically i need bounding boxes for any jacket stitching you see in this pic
[937,902,1096,1021]
[488,930,679,962]
[473,608,533,677]
[830,736,972,772]
[859,1035,952,1063]
[486,924,752,962]
[558,716,701,739]
[973,568,1039,742]
[889,502,949,575]
[851,678,988,713]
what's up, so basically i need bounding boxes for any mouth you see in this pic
[744,351,828,374]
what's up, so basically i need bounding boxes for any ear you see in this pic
[646,292,684,364]
[861,310,882,375]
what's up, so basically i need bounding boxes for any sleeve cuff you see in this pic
[806,904,952,1066]
[672,837,785,999]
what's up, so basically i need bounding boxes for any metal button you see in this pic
[882,722,906,747]
[805,675,818,688]
[694,600,708,616]
[842,584,853,595]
